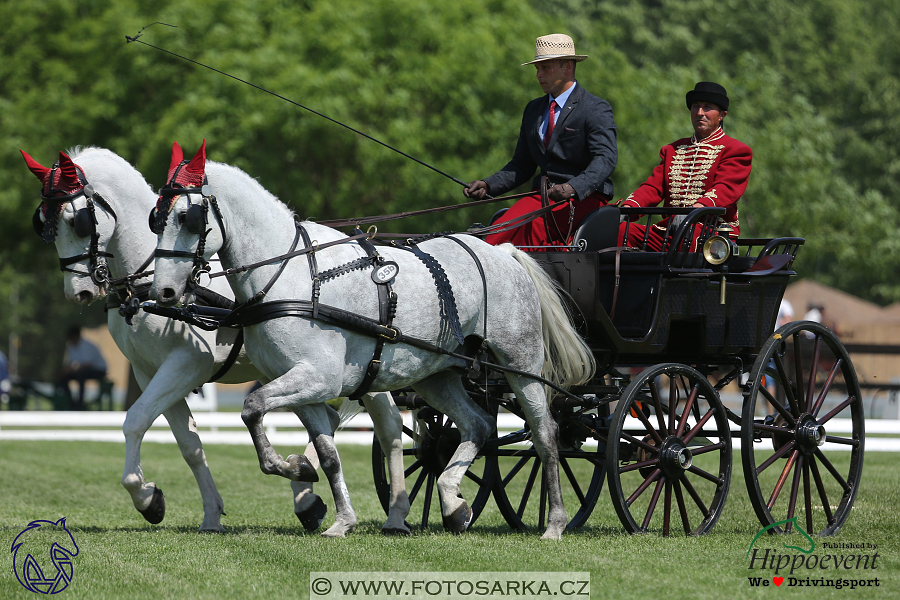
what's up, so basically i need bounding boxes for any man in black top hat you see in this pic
[619,81,752,250]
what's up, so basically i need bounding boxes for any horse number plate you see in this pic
[372,261,399,284]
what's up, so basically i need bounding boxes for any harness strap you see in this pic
[297,223,321,319]
[349,229,397,400]
[209,329,244,383]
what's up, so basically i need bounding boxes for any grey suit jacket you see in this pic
[483,83,617,201]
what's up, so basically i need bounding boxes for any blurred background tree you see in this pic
[2,0,899,380]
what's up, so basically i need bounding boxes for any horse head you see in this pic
[21,149,119,304]
[150,140,226,307]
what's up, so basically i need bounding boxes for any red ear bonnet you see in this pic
[21,150,87,243]
[154,140,208,233]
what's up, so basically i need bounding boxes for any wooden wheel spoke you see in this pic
[619,458,659,473]
[622,432,661,454]
[626,468,661,506]
[686,464,724,485]
[824,435,859,447]
[668,376,678,435]
[759,383,797,427]
[561,457,586,504]
[785,455,804,531]
[814,448,850,492]
[641,477,665,531]
[756,440,795,475]
[689,441,726,456]
[809,457,835,526]
[682,408,715,444]
[680,473,710,518]
[631,398,665,445]
[649,380,668,434]
[805,336,822,413]
[774,350,801,417]
[767,450,799,509]
[408,468,429,503]
[803,461,813,533]
[674,480,692,534]
[463,469,485,486]
[792,332,806,413]
[517,459,541,517]
[818,396,855,424]
[675,384,700,438]
[420,472,436,529]
[810,358,842,417]
[404,459,424,479]
[501,456,530,487]
[663,479,673,536]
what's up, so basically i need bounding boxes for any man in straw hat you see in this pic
[464,33,617,247]
[618,82,752,251]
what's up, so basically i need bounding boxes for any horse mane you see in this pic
[207,160,297,222]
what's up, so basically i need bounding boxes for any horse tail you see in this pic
[336,397,364,429]
[498,243,596,395]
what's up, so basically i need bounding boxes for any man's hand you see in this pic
[549,183,575,202]
[464,180,489,199]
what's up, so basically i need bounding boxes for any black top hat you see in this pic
[686,82,729,111]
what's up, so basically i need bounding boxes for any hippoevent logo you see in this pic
[746,517,880,590]
[10,518,79,594]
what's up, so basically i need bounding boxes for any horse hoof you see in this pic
[138,487,166,525]
[286,454,319,482]
[381,521,412,536]
[441,504,472,534]
[296,496,328,532]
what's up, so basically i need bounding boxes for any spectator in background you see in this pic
[776,298,794,330]
[57,326,107,410]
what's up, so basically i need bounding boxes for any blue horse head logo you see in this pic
[11,517,79,594]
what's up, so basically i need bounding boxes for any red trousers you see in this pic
[485,192,608,247]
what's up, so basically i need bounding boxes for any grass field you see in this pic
[1,440,896,599]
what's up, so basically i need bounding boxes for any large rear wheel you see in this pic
[742,320,864,536]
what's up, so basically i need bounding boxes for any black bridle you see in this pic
[150,161,226,288]
[32,164,118,286]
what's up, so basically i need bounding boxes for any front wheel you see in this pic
[607,363,732,535]
[742,320,864,536]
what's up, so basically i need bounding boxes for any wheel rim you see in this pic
[489,406,607,531]
[372,409,497,530]
[742,321,864,536]
[608,363,732,535]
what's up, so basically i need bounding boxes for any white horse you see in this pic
[150,141,596,539]
[22,147,410,536]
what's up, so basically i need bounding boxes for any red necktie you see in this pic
[544,100,558,148]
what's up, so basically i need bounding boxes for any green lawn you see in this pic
[1,440,896,599]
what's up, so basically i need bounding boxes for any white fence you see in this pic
[1,411,898,450]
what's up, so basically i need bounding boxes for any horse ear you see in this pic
[169,141,184,172]
[20,150,51,181]
[184,139,207,175]
[57,152,81,187]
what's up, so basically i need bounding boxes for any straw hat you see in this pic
[522,34,588,66]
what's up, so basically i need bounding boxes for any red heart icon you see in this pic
[773,577,784,586]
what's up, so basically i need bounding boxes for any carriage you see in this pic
[371,204,863,537]
[28,145,862,539]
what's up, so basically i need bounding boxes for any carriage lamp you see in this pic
[702,233,738,265]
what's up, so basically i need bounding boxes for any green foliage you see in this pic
[2,0,900,380]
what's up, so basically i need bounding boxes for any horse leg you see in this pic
[122,362,219,530]
[507,374,567,540]
[360,391,411,535]
[294,403,358,537]
[160,400,225,532]
[290,404,341,531]
[412,373,492,533]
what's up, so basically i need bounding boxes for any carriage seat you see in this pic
[573,205,621,251]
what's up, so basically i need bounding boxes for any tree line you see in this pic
[1,0,898,380]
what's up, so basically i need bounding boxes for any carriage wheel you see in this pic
[607,364,732,535]
[372,408,497,531]
[742,320,864,536]
[490,404,607,531]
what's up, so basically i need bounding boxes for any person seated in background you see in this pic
[618,82,752,251]
[463,33,617,248]
[57,326,107,410]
